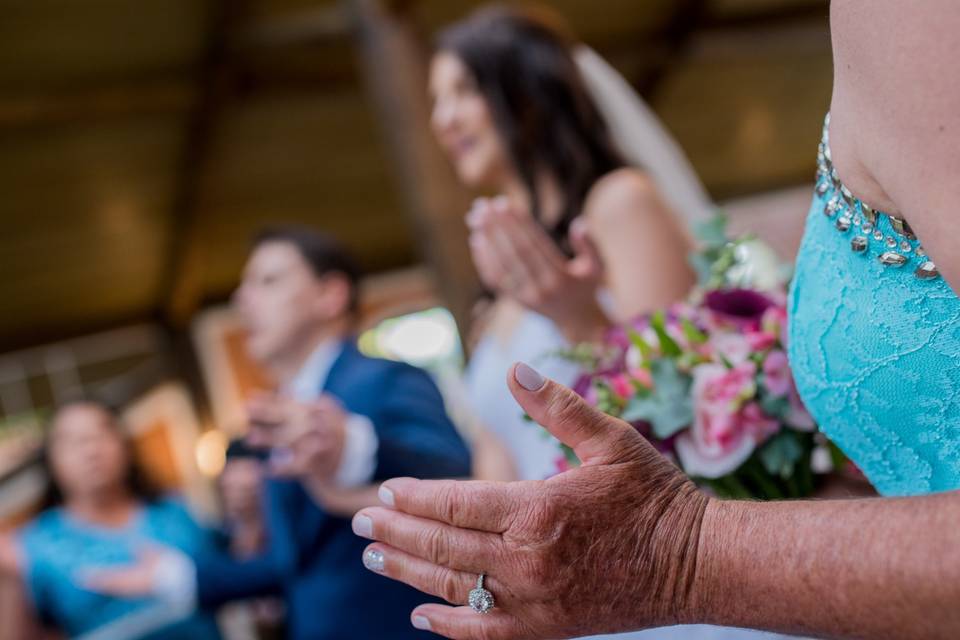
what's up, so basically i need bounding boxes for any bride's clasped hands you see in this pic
[466,196,610,343]
[352,362,711,640]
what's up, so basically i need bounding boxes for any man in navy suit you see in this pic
[91,227,472,639]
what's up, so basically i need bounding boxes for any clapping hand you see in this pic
[351,363,710,639]
[246,392,347,483]
[467,197,609,342]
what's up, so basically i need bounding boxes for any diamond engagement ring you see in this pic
[468,573,495,614]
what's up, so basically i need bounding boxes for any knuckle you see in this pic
[420,525,451,567]
[433,566,462,604]
[434,483,460,523]
[544,387,591,427]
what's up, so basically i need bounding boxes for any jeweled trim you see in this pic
[816,113,939,280]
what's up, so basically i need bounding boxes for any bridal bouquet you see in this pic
[553,217,843,499]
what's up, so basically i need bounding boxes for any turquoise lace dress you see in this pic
[789,114,960,497]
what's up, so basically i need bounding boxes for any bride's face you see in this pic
[429,52,510,189]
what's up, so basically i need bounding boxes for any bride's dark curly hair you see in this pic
[436,5,625,252]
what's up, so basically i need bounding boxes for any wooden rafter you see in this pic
[343,0,480,337]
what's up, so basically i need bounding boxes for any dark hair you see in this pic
[436,5,625,250]
[39,398,160,510]
[253,225,363,313]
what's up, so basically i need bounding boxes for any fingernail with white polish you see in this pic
[515,362,545,391]
[378,485,395,507]
[363,548,384,573]
[412,615,431,631]
[352,514,373,539]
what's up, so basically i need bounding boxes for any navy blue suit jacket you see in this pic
[195,341,472,639]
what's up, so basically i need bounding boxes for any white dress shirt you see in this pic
[284,339,379,488]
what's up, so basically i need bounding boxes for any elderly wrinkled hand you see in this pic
[351,363,710,640]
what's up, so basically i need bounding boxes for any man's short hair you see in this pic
[252,225,362,313]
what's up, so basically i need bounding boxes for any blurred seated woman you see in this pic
[0,400,221,640]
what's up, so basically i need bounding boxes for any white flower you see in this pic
[728,239,782,292]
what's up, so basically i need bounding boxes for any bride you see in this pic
[430,5,698,485]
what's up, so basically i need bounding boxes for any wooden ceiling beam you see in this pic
[0,81,194,130]
[234,5,349,50]
[343,0,479,338]
[161,0,252,327]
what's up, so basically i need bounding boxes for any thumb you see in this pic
[568,218,603,279]
[507,362,639,466]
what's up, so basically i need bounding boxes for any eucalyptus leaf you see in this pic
[689,252,716,288]
[758,391,790,421]
[758,431,804,478]
[621,359,693,438]
[693,215,729,248]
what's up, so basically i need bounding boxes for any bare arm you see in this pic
[693,494,960,639]
[583,168,695,320]
[0,534,48,640]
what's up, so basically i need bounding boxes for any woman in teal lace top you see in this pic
[343,3,960,639]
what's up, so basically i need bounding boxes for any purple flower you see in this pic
[704,289,776,331]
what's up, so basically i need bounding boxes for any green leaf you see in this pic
[692,214,729,248]
[562,444,580,468]
[828,440,848,470]
[758,391,790,421]
[689,252,717,288]
[627,329,654,364]
[620,359,693,438]
[650,311,682,358]
[758,431,804,479]
[680,318,708,345]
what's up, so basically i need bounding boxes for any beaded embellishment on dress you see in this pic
[788,114,960,497]
[816,113,939,280]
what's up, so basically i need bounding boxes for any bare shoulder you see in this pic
[582,167,663,226]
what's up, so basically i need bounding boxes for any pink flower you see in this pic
[676,363,774,478]
[785,384,816,431]
[762,349,791,397]
[609,374,634,399]
[697,361,757,411]
[746,330,777,352]
[554,456,573,474]
[739,401,780,440]
[628,367,653,389]
[712,332,752,365]
[582,384,599,406]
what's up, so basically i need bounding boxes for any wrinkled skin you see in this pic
[353,363,709,640]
